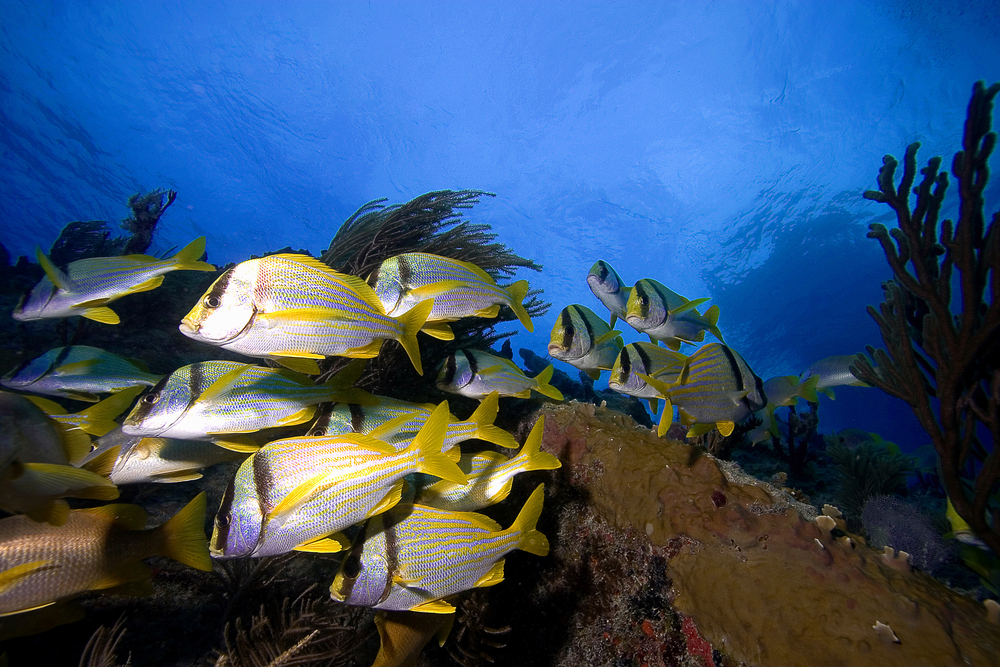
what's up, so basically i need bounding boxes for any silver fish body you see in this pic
[13,238,214,324]
[435,350,563,401]
[179,254,431,374]
[330,483,549,613]
[547,304,622,379]
[624,279,723,347]
[121,360,370,441]
[2,346,162,402]
[586,260,631,328]
[369,252,534,332]
[607,342,687,400]
[800,355,870,392]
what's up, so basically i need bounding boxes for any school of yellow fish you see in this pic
[1,241,565,636]
[1,238,869,657]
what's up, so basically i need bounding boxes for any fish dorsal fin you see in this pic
[35,248,74,292]
[273,254,387,312]
[81,502,148,529]
[444,256,496,284]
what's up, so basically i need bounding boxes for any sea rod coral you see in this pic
[851,81,1000,557]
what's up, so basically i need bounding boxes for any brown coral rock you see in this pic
[537,401,1000,667]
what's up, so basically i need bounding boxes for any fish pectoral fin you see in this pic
[274,357,321,375]
[126,276,165,295]
[80,307,120,325]
[270,350,327,360]
[410,598,456,614]
[716,421,736,437]
[210,437,261,453]
[0,560,57,594]
[474,560,506,588]
[149,470,204,483]
[276,407,316,427]
[367,480,405,518]
[407,280,466,300]
[293,532,350,553]
[92,561,152,591]
[593,330,624,347]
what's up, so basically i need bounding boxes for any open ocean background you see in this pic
[2,0,999,450]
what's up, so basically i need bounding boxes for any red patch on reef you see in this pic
[711,490,727,508]
[682,616,716,667]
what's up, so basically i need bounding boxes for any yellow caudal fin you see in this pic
[510,483,548,556]
[532,365,564,402]
[171,237,216,272]
[704,304,724,343]
[18,462,118,500]
[420,321,455,340]
[512,416,561,472]
[81,445,121,478]
[411,402,467,485]
[395,300,433,376]
[469,392,518,449]
[156,492,212,571]
[75,386,144,438]
[798,374,820,403]
[505,280,533,332]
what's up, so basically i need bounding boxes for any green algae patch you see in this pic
[537,400,1000,667]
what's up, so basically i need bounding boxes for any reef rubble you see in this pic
[532,400,1000,667]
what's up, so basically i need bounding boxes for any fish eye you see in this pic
[310,428,326,437]
[204,295,222,309]
[343,552,362,579]
[639,296,648,307]
[142,392,160,405]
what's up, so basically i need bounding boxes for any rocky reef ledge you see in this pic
[531,401,1000,667]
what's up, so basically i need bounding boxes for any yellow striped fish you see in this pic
[13,237,215,324]
[641,342,766,438]
[624,278,723,350]
[586,260,632,328]
[368,252,535,332]
[547,304,623,380]
[305,391,517,451]
[608,342,688,414]
[414,415,560,511]
[120,360,372,449]
[330,483,549,613]
[435,349,563,401]
[1,345,162,403]
[179,253,433,374]
[210,402,466,559]
[0,493,211,616]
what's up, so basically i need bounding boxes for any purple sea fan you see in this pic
[861,495,952,573]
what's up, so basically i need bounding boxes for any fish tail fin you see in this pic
[156,492,212,571]
[532,365,564,401]
[413,402,467,485]
[704,304,724,342]
[468,392,518,449]
[505,280,534,332]
[798,374,820,403]
[76,386,144,439]
[171,237,216,272]
[396,300,433,376]
[511,483,549,556]
[512,416,561,471]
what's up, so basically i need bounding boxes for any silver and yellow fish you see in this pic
[121,360,372,449]
[641,342,766,438]
[799,354,870,399]
[179,253,433,375]
[13,237,215,324]
[2,346,162,403]
[368,252,534,332]
[414,415,559,512]
[607,342,688,414]
[586,260,631,328]
[547,304,623,380]
[436,349,564,401]
[0,493,211,616]
[624,278,723,349]
[305,390,517,451]
[210,401,466,559]
[330,483,549,613]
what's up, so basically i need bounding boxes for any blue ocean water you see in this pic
[1,0,998,449]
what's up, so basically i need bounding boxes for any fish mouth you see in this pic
[546,343,566,357]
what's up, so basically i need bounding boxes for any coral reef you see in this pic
[852,81,1000,557]
[121,189,176,256]
[532,400,1000,667]
[827,441,911,528]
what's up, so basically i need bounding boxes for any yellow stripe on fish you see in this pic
[368,252,535,332]
[13,238,214,324]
